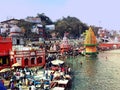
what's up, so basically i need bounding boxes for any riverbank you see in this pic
[104,49,120,53]
[65,51,120,90]
[3,58,72,90]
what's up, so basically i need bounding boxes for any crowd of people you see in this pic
[0,56,72,90]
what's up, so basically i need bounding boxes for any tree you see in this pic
[17,19,34,38]
[37,13,53,25]
[36,13,53,38]
[55,16,88,38]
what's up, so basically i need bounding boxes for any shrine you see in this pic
[60,33,71,54]
[84,27,98,56]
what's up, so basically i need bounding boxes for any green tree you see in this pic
[17,19,34,38]
[55,16,88,38]
[36,13,53,38]
[37,13,53,25]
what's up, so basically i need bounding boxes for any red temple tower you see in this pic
[0,36,12,70]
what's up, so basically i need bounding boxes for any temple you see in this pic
[60,33,71,54]
[84,27,98,56]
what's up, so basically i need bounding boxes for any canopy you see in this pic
[12,63,21,67]
[0,68,11,73]
[51,59,64,65]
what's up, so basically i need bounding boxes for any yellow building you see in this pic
[84,27,98,55]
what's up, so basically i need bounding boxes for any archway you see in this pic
[24,58,29,66]
[31,58,35,65]
[37,57,42,64]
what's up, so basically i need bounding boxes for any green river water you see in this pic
[66,50,120,90]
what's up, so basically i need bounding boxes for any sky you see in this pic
[0,0,120,30]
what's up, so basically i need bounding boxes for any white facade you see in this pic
[9,25,24,45]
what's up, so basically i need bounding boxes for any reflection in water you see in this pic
[66,51,120,90]
[85,60,97,77]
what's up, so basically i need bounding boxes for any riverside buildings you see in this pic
[0,19,46,70]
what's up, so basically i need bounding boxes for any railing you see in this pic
[14,50,45,56]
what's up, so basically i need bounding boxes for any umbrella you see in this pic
[0,68,11,73]
[12,63,21,67]
[51,59,64,65]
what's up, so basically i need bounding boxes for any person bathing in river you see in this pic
[105,56,108,60]
[80,61,82,65]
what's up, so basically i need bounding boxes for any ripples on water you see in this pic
[66,50,120,90]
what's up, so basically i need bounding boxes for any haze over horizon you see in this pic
[0,0,120,30]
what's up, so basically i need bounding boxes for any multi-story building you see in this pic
[8,25,24,45]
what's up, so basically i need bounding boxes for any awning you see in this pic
[12,63,21,67]
[51,59,64,65]
[0,68,11,73]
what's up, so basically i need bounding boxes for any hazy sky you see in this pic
[0,0,120,30]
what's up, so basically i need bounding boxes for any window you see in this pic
[24,58,28,66]
[31,58,35,64]
[17,39,20,45]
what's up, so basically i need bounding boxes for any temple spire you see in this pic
[84,27,98,56]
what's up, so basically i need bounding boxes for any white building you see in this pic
[9,25,24,45]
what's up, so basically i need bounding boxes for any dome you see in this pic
[9,25,22,37]
[10,25,21,33]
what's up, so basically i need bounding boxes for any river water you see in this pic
[66,50,120,90]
